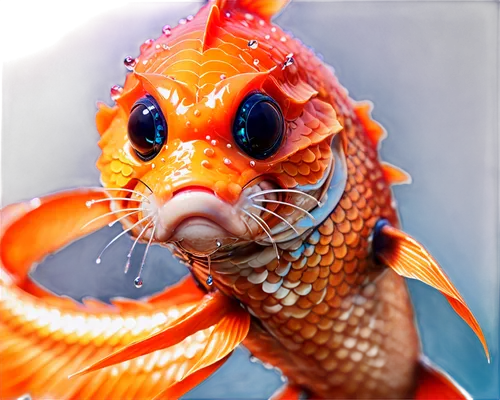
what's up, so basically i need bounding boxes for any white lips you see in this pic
[154,191,248,243]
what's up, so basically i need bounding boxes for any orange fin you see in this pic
[353,101,386,146]
[153,355,231,400]
[381,162,412,185]
[147,274,205,306]
[0,189,113,287]
[415,357,469,399]
[373,221,489,361]
[219,0,290,21]
[70,292,240,377]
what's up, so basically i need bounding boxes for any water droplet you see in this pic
[259,20,265,26]
[123,56,137,70]
[201,160,211,169]
[206,135,211,140]
[86,201,92,208]
[245,13,254,21]
[226,143,232,149]
[225,12,231,18]
[206,275,213,286]
[223,158,232,166]
[110,85,123,101]
[271,27,277,33]
[210,139,217,146]
[216,240,222,247]
[134,277,143,288]
[96,258,101,264]
[161,157,165,162]
[280,36,287,43]
[250,356,258,363]
[265,34,270,40]
[179,18,187,25]
[151,163,155,169]
[249,160,256,167]
[162,25,172,36]
[253,59,260,66]
[186,121,191,127]
[204,148,214,157]
[186,15,194,22]
[155,44,161,49]
[162,44,169,50]
[141,39,154,52]
[248,40,258,49]
[194,109,201,117]
[220,74,226,80]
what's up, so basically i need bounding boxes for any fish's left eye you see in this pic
[233,92,284,160]
[127,95,167,161]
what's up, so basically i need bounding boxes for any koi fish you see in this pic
[0,0,489,399]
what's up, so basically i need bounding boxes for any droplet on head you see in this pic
[186,15,194,22]
[245,13,254,21]
[225,12,231,18]
[248,40,258,50]
[280,36,287,43]
[179,18,187,25]
[271,27,277,33]
[220,74,226,80]
[162,25,172,36]
[226,143,232,149]
[123,56,137,71]
[259,20,265,27]
[141,39,154,52]
[161,157,165,162]
[134,277,143,288]
[223,158,232,166]
[206,275,213,286]
[95,257,101,264]
[253,59,260,66]
[194,109,201,117]
[162,44,169,50]
[210,139,217,146]
[249,160,256,167]
[151,163,155,169]
[201,160,211,169]
[265,34,270,40]
[155,44,161,49]
[110,85,123,101]
[206,135,211,140]
[204,148,214,157]
[216,240,221,248]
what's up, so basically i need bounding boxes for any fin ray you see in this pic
[375,224,489,361]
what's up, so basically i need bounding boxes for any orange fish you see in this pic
[0,1,490,399]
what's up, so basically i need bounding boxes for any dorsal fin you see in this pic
[217,0,290,21]
[381,162,412,185]
[202,4,221,52]
[353,101,387,146]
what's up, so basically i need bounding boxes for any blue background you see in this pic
[2,1,498,398]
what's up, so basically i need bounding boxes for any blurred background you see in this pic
[1,1,499,398]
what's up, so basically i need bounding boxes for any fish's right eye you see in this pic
[127,95,167,161]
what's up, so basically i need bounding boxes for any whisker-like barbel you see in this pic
[134,221,157,288]
[124,220,154,274]
[242,209,280,260]
[86,198,146,207]
[249,189,321,205]
[81,208,144,230]
[88,187,150,200]
[250,204,300,235]
[253,199,316,221]
[95,214,152,264]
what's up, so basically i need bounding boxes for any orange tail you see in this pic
[414,357,469,400]
[0,190,249,399]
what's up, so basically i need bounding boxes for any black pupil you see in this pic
[247,102,281,153]
[129,105,154,152]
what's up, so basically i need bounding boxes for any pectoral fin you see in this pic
[373,220,489,361]
[71,291,250,399]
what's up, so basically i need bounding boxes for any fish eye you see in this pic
[232,92,284,160]
[127,95,167,161]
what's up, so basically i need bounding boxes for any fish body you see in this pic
[0,1,488,399]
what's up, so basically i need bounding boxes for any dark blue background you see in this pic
[2,1,498,398]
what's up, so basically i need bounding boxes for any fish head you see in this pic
[95,0,345,261]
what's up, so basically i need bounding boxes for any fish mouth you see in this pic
[154,188,248,254]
